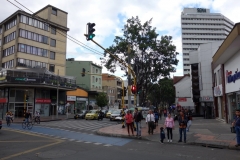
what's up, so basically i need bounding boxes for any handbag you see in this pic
[231,127,236,133]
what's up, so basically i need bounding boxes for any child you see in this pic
[160,127,165,144]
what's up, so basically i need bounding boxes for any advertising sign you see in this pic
[67,96,76,101]
[7,76,42,83]
[214,84,223,97]
[35,98,51,104]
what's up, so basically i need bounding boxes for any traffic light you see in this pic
[87,23,95,41]
[119,89,123,97]
[123,87,127,97]
[82,68,86,77]
[131,85,137,94]
[26,95,29,102]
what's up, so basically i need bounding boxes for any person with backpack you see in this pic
[154,109,159,126]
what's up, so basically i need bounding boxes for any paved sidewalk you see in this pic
[97,117,240,150]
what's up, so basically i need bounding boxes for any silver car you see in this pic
[110,110,121,121]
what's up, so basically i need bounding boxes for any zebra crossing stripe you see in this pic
[103,144,112,147]
[84,142,92,144]
[69,139,75,141]
[94,143,102,145]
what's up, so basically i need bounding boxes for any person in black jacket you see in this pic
[134,108,143,138]
[25,111,31,123]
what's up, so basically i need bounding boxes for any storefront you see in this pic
[66,88,88,113]
[66,96,76,114]
[0,68,76,119]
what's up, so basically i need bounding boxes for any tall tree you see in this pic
[96,92,108,109]
[101,16,179,104]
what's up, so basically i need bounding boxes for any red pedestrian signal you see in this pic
[131,85,137,94]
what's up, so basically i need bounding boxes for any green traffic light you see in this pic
[89,34,95,39]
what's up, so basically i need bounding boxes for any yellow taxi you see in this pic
[85,110,99,120]
[106,109,115,118]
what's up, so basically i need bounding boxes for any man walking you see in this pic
[178,111,188,143]
[232,109,240,147]
[146,110,155,134]
[134,107,143,138]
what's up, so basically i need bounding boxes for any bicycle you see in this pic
[22,119,33,130]
[32,116,40,125]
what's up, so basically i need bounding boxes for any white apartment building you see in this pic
[181,8,234,75]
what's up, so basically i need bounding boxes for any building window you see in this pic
[5,18,17,30]
[20,15,48,31]
[18,43,48,57]
[17,58,47,69]
[50,51,55,60]
[96,78,98,82]
[4,32,16,44]
[50,39,56,47]
[19,29,48,44]
[51,27,56,34]
[2,60,14,68]
[96,69,98,73]
[52,8,57,15]
[92,76,95,83]
[49,64,55,72]
[99,78,101,84]
[0,27,2,34]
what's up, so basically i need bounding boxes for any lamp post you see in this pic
[56,69,59,119]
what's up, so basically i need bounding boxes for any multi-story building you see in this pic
[0,5,74,119]
[102,73,122,108]
[0,5,69,76]
[66,59,102,108]
[181,8,234,75]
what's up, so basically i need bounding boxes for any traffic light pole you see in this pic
[85,36,137,106]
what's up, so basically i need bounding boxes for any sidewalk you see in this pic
[1,114,75,124]
[97,117,240,150]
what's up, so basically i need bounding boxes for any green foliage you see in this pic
[96,92,108,109]
[101,16,179,104]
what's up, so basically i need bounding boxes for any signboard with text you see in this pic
[7,76,42,83]
[35,98,51,104]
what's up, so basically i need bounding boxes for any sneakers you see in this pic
[170,140,172,142]
[167,139,170,142]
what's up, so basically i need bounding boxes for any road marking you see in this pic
[1,129,63,160]
[0,141,53,143]
[69,139,75,141]
[94,143,102,145]
[104,144,112,147]
[84,142,92,143]
[76,141,82,142]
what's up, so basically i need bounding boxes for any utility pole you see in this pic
[56,69,59,119]
[128,44,131,109]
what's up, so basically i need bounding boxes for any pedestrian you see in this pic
[134,107,143,138]
[186,109,193,132]
[160,127,165,144]
[146,110,155,135]
[232,109,240,147]
[163,108,167,117]
[125,110,134,136]
[159,109,162,120]
[178,111,188,143]
[25,110,31,123]
[154,109,159,126]
[164,113,174,142]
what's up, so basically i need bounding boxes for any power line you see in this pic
[7,0,104,56]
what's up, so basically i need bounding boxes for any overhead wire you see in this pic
[6,0,104,57]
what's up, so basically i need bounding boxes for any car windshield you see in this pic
[108,109,114,113]
[112,110,121,114]
[80,110,86,114]
[88,110,97,113]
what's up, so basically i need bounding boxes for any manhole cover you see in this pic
[38,149,77,158]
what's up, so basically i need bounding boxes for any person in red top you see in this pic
[125,110,134,136]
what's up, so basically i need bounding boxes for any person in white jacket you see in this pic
[146,110,155,134]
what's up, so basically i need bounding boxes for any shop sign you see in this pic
[35,98,51,103]
[178,98,187,102]
[67,96,76,101]
[0,98,7,103]
[214,85,222,97]
[77,97,87,101]
[7,76,42,83]
[226,70,240,83]
[201,96,213,102]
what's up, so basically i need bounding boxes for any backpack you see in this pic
[154,112,159,119]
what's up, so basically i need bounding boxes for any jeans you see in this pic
[167,127,173,140]
[25,118,29,123]
[187,120,192,131]
[135,122,141,136]
[179,128,186,141]
[235,126,240,145]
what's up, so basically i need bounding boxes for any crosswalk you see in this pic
[41,119,116,133]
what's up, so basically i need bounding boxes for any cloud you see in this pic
[1,0,240,78]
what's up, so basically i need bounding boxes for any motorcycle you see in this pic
[97,113,103,121]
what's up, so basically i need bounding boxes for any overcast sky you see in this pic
[1,0,240,79]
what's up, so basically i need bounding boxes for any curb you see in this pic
[1,118,74,124]
[96,130,240,150]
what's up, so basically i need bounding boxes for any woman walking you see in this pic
[164,113,175,142]
[125,110,134,136]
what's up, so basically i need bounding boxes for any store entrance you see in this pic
[15,106,25,118]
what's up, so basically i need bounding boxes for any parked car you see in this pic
[74,110,89,119]
[85,110,99,120]
[110,109,122,121]
[0,119,2,129]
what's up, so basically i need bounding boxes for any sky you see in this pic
[1,0,240,80]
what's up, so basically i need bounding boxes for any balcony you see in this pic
[0,68,76,90]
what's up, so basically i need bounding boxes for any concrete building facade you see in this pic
[181,8,234,75]
[0,5,69,76]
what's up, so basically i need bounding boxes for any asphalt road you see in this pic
[0,128,239,160]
